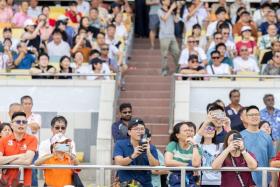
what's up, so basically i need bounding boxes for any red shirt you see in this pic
[0,133,37,186]
[65,11,82,23]
[48,18,56,27]
[271,152,280,186]
[236,40,257,55]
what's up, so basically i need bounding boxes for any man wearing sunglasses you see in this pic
[0,112,37,187]
[112,103,133,142]
[38,116,76,158]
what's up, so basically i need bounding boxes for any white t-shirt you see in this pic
[233,56,260,73]
[178,47,207,66]
[39,138,76,158]
[87,63,111,80]
[0,53,10,69]
[77,1,90,15]
[206,63,231,75]
[47,41,71,58]
[206,21,218,37]
[183,7,208,34]
[28,7,41,19]
[26,113,42,140]
[116,24,128,40]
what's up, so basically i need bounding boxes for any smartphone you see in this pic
[212,110,225,119]
[55,144,70,153]
[233,134,242,141]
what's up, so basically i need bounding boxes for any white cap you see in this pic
[57,15,69,21]
[51,133,70,144]
[24,19,35,28]
[241,25,252,32]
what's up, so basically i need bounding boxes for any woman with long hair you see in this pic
[0,123,12,139]
[58,56,73,79]
[212,130,257,187]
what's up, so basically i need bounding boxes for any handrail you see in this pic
[168,75,176,134]
[4,165,279,187]
[173,73,280,78]
[0,72,116,77]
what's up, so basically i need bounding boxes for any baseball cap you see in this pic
[57,15,69,21]
[128,117,145,130]
[241,25,252,33]
[24,19,35,28]
[188,54,198,61]
[51,133,70,144]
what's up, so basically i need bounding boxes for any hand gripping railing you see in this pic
[1,165,279,187]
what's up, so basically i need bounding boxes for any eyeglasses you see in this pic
[205,126,215,132]
[222,32,229,35]
[240,49,248,52]
[54,126,66,130]
[131,127,145,132]
[247,113,260,117]
[101,48,109,51]
[13,120,28,125]
[122,111,132,114]
[188,41,196,43]
[212,56,220,59]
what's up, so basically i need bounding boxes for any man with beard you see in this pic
[112,103,132,142]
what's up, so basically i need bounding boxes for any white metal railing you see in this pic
[3,165,280,187]
[174,73,280,79]
[0,73,116,77]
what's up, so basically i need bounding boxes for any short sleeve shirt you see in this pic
[158,9,175,39]
[0,133,37,186]
[14,53,35,69]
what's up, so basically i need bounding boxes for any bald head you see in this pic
[8,103,23,119]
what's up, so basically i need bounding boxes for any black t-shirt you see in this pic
[225,105,245,132]
[261,51,273,64]
[182,66,204,80]
[32,65,55,79]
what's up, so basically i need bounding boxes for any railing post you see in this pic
[19,166,24,184]
[262,169,268,187]
[181,168,186,187]
[99,167,105,187]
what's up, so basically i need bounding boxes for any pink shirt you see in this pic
[0,7,13,23]
[235,40,256,55]
[11,12,31,27]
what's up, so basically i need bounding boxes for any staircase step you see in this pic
[150,134,170,146]
[125,75,172,83]
[128,63,176,69]
[120,91,171,99]
[130,56,162,61]
[140,115,169,124]
[131,49,161,56]
[118,98,170,107]
[125,82,171,91]
[133,107,170,116]
[146,123,169,134]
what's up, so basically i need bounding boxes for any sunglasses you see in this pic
[212,56,220,59]
[122,111,132,114]
[54,126,66,130]
[188,41,196,43]
[222,32,229,35]
[240,49,248,52]
[205,126,215,132]
[13,120,28,125]
[215,37,223,40]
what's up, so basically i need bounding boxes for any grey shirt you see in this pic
[263,64,280,75]
[158,8,175,39]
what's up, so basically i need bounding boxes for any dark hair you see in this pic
[145,128,151,138]
[0,123,12,134]
[213,32,222,38]
[169,122,196,142]
[97,32,106,37]
[261,2,272,9]
[199,122,217,144]
[229,89,240,98]
[223,130,240,150]
[246,105,259,113]
[51,116,68,127]
[219,22,230,30]
[90,7,99,12]
[215,43,226,50]
[69,1,78,6]
[38,53,49,60]
[11,112,26,121]
[215,7,226,15]
[20,95,33,104]
[41,5,50,12]
[3,38,12,45]
[119,103,132,112]
[211,50,220,57]
[239,106,247,114]
[207,103,225,113]
[107,24,116,29]
[90,49,101,57]
[263,94,274,102]
[79,16,89,29]
[59,56,71,70]
[259,120,271,129]
[52,28,63,36]
[192,23,201,30]
[3,27,12,33]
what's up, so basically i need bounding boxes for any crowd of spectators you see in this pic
[147,0,280,77]
[0,0,133,81]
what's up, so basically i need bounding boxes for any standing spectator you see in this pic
[262,51,280,75]
[112,103,132,142]
[261,41,280,64]
[158,0,180,76]
[206,50,231,75]
[57,15,76,47]
[260,94,280,141]
[212,130,257,187]
[47,29,71,59]
[165,122,201,187]
[77,0,90,15]
[206,7,227,39]
[241,105,276,187]
[0,112,37,187]
[113,118,159,186]
[30,53,56,79]
[259,24,280,50]
[146,0,160,49]
[65,2,82,24]
[11,1,31,28]
[235,26,257,56]
[230,0,250,23]
[134,0,149,37]
[59,56,73,79]
[39,116,76,158]
[225,89,245,132]
[28,0,41,19]
[260,10,280,35]
[13,42,36,69]
[0,0,13,23]
[38,14,55,43]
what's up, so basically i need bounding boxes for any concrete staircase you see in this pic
[119,38,176,152]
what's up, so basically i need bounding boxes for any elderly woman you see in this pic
[259,24,280,50]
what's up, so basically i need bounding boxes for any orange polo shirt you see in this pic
[0,133,37,186]
[43,154,73,187]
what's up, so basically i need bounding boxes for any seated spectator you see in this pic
[71,33,91,62]
[38,14,55,43]
[253,3,272,26]
[47,29,71,59]
[0,0,13,23]
[55,20,71,46]
[230,0,250,24]
[72,51,91,76]
[233,11,258,40]
[105,24,120,46]
[88,57,111,80]
[235,26,257,56]
[182,0,208,34]
[209,43,233,68]
[0,38,14,69]
[115,13,128,40]
[13,42,36,69]
[59,56,73,79]
[220,24,236,56]
[1,27,19,52]
[261,41,280,64]
[56,15,76,47]
[179,35,207,68]
[79,16,99,38]
[28,0,41,19]
[113,118,159,186]
[262,51,280,75]
[35,134,79,187]
[210,0,229,21]
[89,49,101,60]
[30,53,56,79]
[77,0,90,14]
[21,19,43,52]
[89,8,103,30]
[90,0,109,22]
[0,112,37,187]
[0,123,12,139]
[212,130,257,187]
[92,32,106,51]
[259,121,273,139]
[259,24,280,50]
[180,54,206,80]
[233,45,259,74]
[191,24,207,51]
[207,32,224,60]
[207,51,231,75]
[65,1,82,24]
[259,10,280,35]
[112,103,132,142]
[41,6,56,27]
[165,122,201,186]
[11,1,31,28]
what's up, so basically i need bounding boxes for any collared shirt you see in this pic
[13,53,35,69]
[111,119,129,142]
[259,22,280,35]
[113,139,158,186]
[259,35,280,50]
[0,133,37,186]
[26,113,42,140]
[260,107,280,140]
[214,128,227,144]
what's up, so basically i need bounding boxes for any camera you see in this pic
[55,144,70,153]
[233,133,242,141]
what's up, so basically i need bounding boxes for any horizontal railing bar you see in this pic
[174,73,280,78]
[0,73,116,77]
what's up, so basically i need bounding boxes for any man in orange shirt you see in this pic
[0,111,37,187]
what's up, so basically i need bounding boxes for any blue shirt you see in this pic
[260,107,280,140]
[225,105,245,132]
[14,53,35,69]
[214,128,227,144]
[241,130,275,187]
[113,139,158,186]
[111,119,129,142]
[259,22,280,35]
